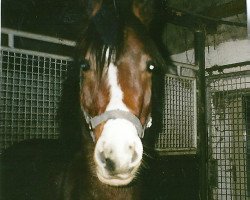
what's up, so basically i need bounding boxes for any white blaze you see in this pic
[94,62,143,186]
[103,62,139,142]
[105,63,129,111]
[104,63,138,139]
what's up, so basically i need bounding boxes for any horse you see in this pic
[0,0,168,199]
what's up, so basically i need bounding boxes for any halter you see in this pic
[83,109,152,142]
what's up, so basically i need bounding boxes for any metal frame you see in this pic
[206,64,250,200]
[154,62,198,155]
[247,0,250,38]
[0,28,73,153]
[2,28,76,48]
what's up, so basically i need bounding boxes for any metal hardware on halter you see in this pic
[83,109,151,142]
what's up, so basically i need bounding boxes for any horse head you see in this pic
[77,0,165,186]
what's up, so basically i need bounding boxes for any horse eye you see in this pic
[79,59,90,71]
[146,61,156,72]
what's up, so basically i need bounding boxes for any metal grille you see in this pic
[0,48,71,152]
[207,67,250,200]
[155,65,197,155]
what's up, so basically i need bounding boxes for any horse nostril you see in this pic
[129,144,134,152]
[129,143,140,164]
[131,150,138,163]
[97,151,106,164]
[97,151,116,172]
[105,158,116,172]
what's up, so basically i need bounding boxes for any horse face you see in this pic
[79,27,157,186]
[77,0,165,186]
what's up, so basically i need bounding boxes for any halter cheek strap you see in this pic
[83,109,151,142]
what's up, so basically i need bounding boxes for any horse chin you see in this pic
[96,172,135,186]
[96,163,141,186]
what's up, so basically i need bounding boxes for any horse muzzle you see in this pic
[94,119,143,186]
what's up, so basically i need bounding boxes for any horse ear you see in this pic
[132,0,155,27]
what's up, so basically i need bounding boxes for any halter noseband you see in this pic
[83,109,151,142]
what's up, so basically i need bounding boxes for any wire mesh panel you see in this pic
[0,48,71,152]
[155,66,197,155]
[207,67,250,200]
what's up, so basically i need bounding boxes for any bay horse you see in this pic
[1,0,167,199]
